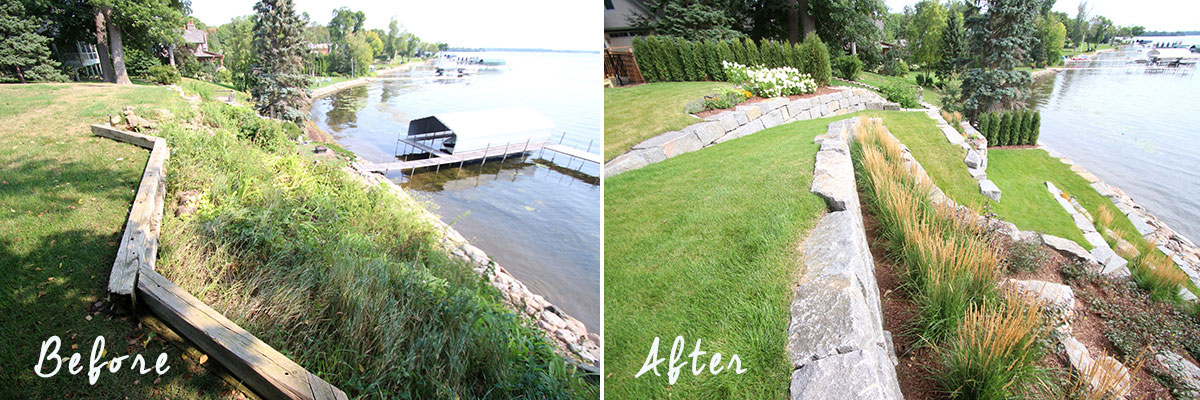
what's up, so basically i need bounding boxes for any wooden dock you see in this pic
[359,140,602,173]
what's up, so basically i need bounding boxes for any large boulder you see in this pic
[790,348,903,400]
[1043,234,1093,262]
[1157,351,1200,399]
[979,179,1002,201]
[811,149,856,212]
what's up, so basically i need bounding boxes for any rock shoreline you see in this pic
[345,165,602,369]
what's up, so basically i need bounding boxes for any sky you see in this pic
[882,0,1200,32]
[190,0,600,51]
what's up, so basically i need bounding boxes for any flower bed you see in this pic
[723,61,817,98]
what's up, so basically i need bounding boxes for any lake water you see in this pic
[1026,39,1200,242]
[310,51,603,331]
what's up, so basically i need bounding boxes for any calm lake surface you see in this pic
[310,51,603,331]
[1026,38,1200,242]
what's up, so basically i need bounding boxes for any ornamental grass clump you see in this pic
[1129,248,1189,302]
[722,61,817,98]
[852,117,1001,343]
[935,295,1051,400]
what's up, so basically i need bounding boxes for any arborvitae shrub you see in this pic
[744,38,761,66]
[766,39,785,68]
[691,40,709,80]
[976,113,991,143]
[730,38,747,66]
[788,42,803,70]
[703,40,723,81]
[717,40,734,64]
[631,37,656,82]
[1013,111,1026,145]
[833,54,863,81]
[666,38,686,81]
[679,39,701,81]
[1030,111,1041,145]
[986,113,1000,146]
[645,36,669,82]
[1023,110,1035,145]
[798,33,832,86]
[1000,112,1014,146]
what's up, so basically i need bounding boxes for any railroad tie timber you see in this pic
[93,124,347,399]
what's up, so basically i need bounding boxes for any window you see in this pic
[605,0,615,10]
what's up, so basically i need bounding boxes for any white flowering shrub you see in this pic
[722,61,818,98]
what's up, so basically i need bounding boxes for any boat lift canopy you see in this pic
[407,107,555,154]
[1148,48,1199,61]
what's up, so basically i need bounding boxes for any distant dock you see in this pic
[357,140,600,174]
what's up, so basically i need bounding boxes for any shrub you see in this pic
[934,296,1050,399]
[686,87,751,113]
[716,40,735,68]
[883,51,909,77]
[940,76,963,112]
[833,54,863,81]
[631,37,658,82]
[665,38,686,81]
[678,39,702,81]
[1014,110,1027,145]
[703,40,724,81]
[146,65,181,85]
[787,42,803,71]
[999,112,1014,146]
[730,37,748,66]
[1030,111,1041,145]
[722,61,817,97]
[879,83,920,108]
[744,37,761,66]
[1023,110,1036,145]
[124,47,161,77]
[798,33,832,86]
[1005,237,1048,273]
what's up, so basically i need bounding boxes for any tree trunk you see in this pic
[15,66,25,84]
[787,0,801,44]
[104,7,132,85]
[94,8,115,83]
[850,42,857,55]
[801,1,815,37]
[169,44,176,67]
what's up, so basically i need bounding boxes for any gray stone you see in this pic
[791,109,812,121]
[1043,234,1093,262]
[1182,288,1199,303]
[942,126,966,145]
[1007,279,1076,332]
[706,112,739,132]
[1129,214,1155,236]
[964,150,982,169]
[736,104,763,121]
[732,110,749,125]
[787,274,879,367]
[787,98,813,116]
[541,310,566,329]
[800,210,879,319]
[1073,213,1098,233]
[1157,351,1200,399]
[767,97,790,111]
[730,118,765,140]
[685,121,727,145]
[811,150,856,212]
[761,109,786,129]
[979,179,1001,201]
[632,131,687,150]
[1083,231,1108,249]
[1100,254,1130,278]
[967,167,986,180]
[790,349,903,400]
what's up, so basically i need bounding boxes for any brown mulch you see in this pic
[861,206,946,400]
[693,86,842,119]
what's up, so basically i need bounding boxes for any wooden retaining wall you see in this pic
[92,124,346,400]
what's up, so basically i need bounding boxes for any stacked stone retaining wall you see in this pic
[606,88,898,177]
[788,118,902,399]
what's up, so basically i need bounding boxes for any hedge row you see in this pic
[976,110,1041,147]
[631,34,831,86]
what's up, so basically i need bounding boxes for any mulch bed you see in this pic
[693,86,842,119]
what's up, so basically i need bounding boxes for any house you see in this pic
[182,21,224,66]
[308,43,332,55]
[604,0,650,50]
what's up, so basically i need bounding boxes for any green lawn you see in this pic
[605,112,862,398]
[180,78,251,104]
[308,75,354,90]
[604,81,730,161]
[874,110,1089,247]
[0,83,233,398]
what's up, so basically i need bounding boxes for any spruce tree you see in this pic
[744,37,761,66]
[961,0,1039,119]
[0,2,67,83]
[252,0,313,122]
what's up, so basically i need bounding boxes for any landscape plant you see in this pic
[879,83,921,108]
[833,54,863,81]
[722,61,817,97]
[251,0,313,123]
[744,37,761,66]
[934,296,1051,399]
[797,33,833,86]
[147,65,182,85]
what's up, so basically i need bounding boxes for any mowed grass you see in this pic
[856,71,945,107]
[875,111,1089,247]
[603,81,730,161]
[308,75,353,90]
[0,83,234,398]
[604,113,850,398]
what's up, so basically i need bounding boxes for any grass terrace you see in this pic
[308,75,354,90]
[604,112,867,398]
[0,83,234,398]
[603,81,730,161]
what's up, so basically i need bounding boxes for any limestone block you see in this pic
[787,98,813,117]
[761,109,786,129]
[736,105,763,121]
[1157,351,1200,398]
[1043,234,1093,262]
[812,151,856,212]
[964,150,982,169]
[684,121,727,145]
[790,349,903,400]
[979,179,1001,201]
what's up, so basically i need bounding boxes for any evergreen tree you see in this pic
[703,40,724,81]
[798,32,832,86]
[252,0,313,122]
[678,38,700,81]
[1023,109,1036,144]
[937,11,968,81]
[1030,111,1041,145]
[961,0,1040,119]
[665,37,686,81]
[977,113,991,143]
[716,39,735,66]
[1000,112,1014,146]
[1014,110,1027,145]
[0,2,66,83]
[744,37,760,66]
[986,112,999,145]
[647,36,672,81]
[729,37,747,65]
[632,37,658,82]
[631,0,743,41]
